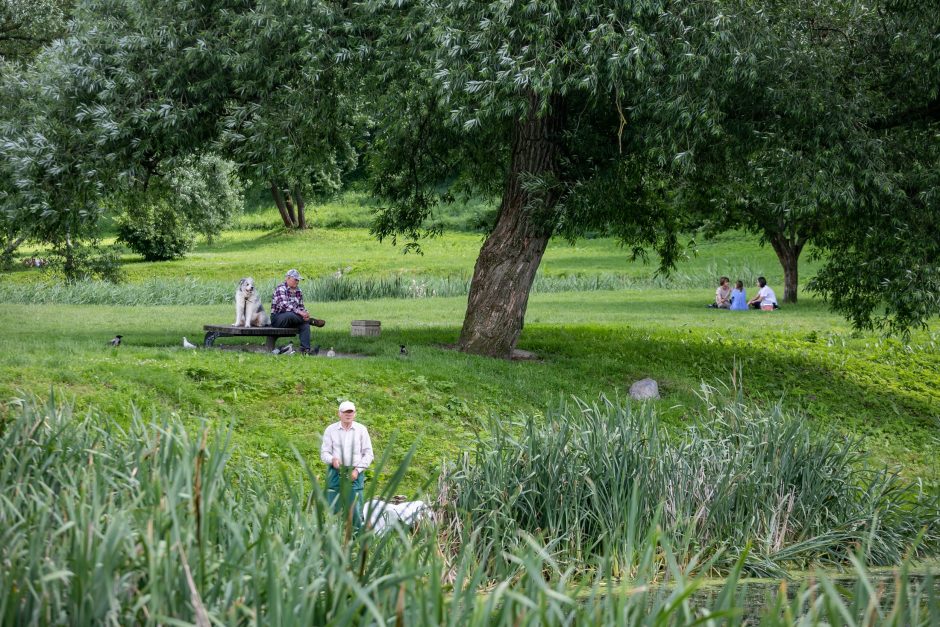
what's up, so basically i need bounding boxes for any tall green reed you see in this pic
[439,390,939,579]
[1,394,936,625]
[0,265,762,306]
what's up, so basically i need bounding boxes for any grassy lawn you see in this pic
[2,211,936,493]
[1,287,936,493]
[6,221,816,286]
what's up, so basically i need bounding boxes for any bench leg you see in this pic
[266,336,277,352]
[204,332,221,348]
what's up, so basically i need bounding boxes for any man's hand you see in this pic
[300,311,310,321]
[351,469,359,480]
[332,457,340,469]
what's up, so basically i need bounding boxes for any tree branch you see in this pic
[871,97,940,131]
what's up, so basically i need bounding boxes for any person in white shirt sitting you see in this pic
[747,276,780,310]
[321,400,374,530]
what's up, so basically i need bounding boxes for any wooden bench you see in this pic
[203,325,298,351]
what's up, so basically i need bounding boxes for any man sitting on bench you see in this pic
[271,269,323,355]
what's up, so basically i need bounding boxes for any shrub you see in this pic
[116,199,195,261]
[115,154,244,260]
[44,240,124,283]
[168,153,245,244]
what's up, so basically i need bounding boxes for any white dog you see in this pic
[234,277,270,327]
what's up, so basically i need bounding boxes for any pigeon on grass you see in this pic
[326,347,336,358]
[183,337,197,349]
[109,335,122,347]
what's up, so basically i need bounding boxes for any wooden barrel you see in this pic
[351,320,381,337]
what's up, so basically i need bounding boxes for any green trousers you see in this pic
[326,465,364,530]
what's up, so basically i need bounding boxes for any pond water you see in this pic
[691,567,940,620]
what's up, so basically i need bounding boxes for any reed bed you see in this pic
[0,264,762,305]
[440,387,940,579]
[1,395,937,625]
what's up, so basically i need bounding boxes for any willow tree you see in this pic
[691,0,939,308]
[804,0,940,333]
[365,0,939,353]
[2,0,362,245]
[218,0,362,229]
[0,0,73,62]
[0,43,110,273]
[365,0,731,358]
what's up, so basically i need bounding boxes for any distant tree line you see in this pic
[0,0,937,356]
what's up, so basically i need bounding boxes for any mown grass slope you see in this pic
[2,208,937,491]
[1,287,936,492]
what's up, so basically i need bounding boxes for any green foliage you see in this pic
[809,123,940,334]
[0,0,72,62]
[116,199,195,261]
[694,0,940,325]
[0,45,107,250]
[166,153,245,244]
[216,0,361,195]
[364,0,728,265]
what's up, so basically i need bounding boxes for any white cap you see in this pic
[338,401,356,413]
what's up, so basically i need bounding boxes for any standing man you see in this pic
[320,400,374,530]
[271,268,321,355]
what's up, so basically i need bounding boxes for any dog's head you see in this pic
[238,277,256,296]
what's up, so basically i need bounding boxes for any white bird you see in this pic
[326,347,336,358]
[182,337,197,349]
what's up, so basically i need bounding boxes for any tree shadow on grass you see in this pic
[518,323,939,480]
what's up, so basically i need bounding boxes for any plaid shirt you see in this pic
[271,281,306,315]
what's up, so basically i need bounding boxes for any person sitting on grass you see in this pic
[709,276,732,309]
[748,276,779,310]
[271,268,323,355]
[729,280,748,310]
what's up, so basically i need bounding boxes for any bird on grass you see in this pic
[326,347,336,358]
[312,345,321,356]
[399,344,408,356]
[183,337,197,349]
[109,335,122,347]
[273,342,294,355]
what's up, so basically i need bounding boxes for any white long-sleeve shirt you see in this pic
[320,421,374,470]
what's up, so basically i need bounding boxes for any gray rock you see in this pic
[629,378,660,400]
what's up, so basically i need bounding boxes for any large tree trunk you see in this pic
[292,185,307,229]
[769,232,804,304]
[458,93,565,358]
[1,235,25,260]
[269,181,295,228]
[284,191,298,226]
